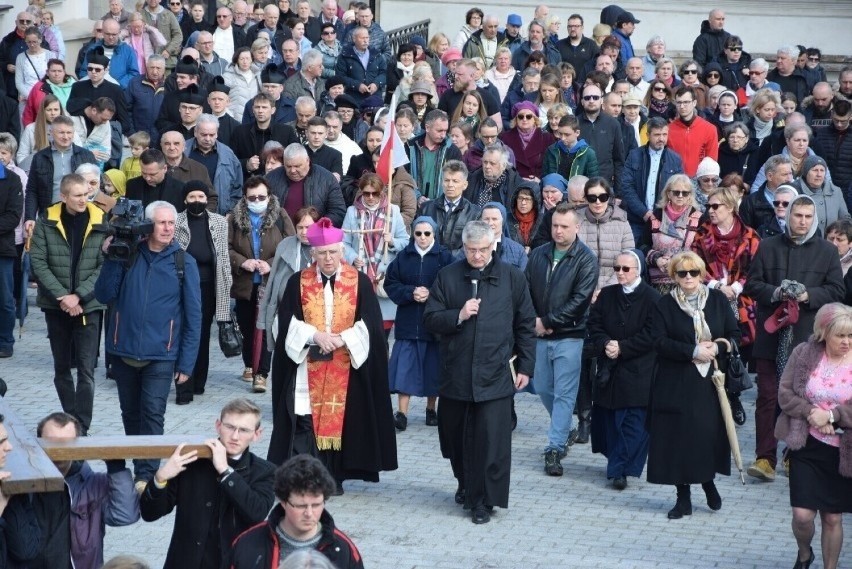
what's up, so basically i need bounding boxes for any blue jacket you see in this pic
[335,45,387,105]
[94,241,202,375]
[184,139,244,214]
[510,40,561,72]
[611,28,634,64]
[384,241,455,341]
[82,41,139,89]
[619,145,684,226]
[498,236,528,271]
[125,75,165,143]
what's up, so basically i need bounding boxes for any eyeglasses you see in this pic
[612,265,634,273]
[480,134,498,141]
[285,499,325,513]
[169,2,182,5]
[706,203,724,211]
[322,30,336,35]
[87,66,105,72]
[727,46,743,52]
[676,269,700,278]
[515,113,535,120]
[464,246,491,257]
[772,200,790,208]
[414,230,432,237]
[707,72,721,78]
[516,195,533,202]
[585,193,610,203]
[245,195,268,202]
[653,86,667,92]
[361,191,381,197]
[17,19,33,24]
[220,422,256,436]
[808,56,820,62]
[669,190,691,197]
[682,69,698,75]
[582,95,601,101]
[748,70,765,76]
[699,176,718,184]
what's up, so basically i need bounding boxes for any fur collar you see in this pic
[231,194,282,233]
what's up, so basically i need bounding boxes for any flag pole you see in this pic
[382,146,393,264]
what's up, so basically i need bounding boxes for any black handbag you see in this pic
[715,338,752,394]
[218,311,243,358]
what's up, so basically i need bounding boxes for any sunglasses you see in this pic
[748,70,764,75]
[727,46,743,52]
[169,2,182,5]
[17,19,33,24]
[707,72,721,78]
[773,200,790,208]
[87,66,104,72]
[707,203,723,211]
[322,30,336,35]
[808,57,820,62]
[585,193,610,203]
[582,95,601,101]
[669,190,691,197]
[612,265,634,273]
[676,269,701,278]
[653,86,667,92]
[516,113,535,120]
[245,195,267,202]
[682,69,698,75]
[414,231,432,237]
[361,191,381,197]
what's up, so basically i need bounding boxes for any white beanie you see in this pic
[695,157,721,179]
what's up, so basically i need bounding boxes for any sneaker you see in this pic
[747,458,776,481]
[544,449,563,476]
[241,367,253,382]
[425,408,438,426]
[567,428,578,446]
[252,374,267,393]
[134,480,147,494]
[394,412,407,431]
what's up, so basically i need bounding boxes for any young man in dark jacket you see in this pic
[226,454,362,569]
[0,160,22,359]
[141,398,275,569]
[525,203,598,477]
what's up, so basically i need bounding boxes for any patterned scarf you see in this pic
[671,284,713,377]
[480,170,507,207]
[353,194,389,287]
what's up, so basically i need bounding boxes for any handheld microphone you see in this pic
[470,269,481,300]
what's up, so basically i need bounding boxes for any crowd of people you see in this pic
[0,0,850,567]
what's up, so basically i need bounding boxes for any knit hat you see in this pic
[802,155,828,177]
[695,157,721,179]
[261,63,286,85]
[334,93,360,110]
[208,75,230,94]
[409,35,426,49]
[361,95,384,113]
[411,215,438,233]
[541,173,568,194]
[511,100,538,118]
[441,47,462,66]
[325,75,345,90]
[103,169,126,198]
[88,46,109,68]
[306,217,344,246]
[183,179,210,198]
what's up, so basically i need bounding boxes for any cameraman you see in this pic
[95,200,202,489]
[30,174,108,435]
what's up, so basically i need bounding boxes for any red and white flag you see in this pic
[376,88,409,186]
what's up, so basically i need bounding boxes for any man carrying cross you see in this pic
[266,217,397,495]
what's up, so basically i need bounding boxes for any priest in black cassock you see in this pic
[267,217,397,494]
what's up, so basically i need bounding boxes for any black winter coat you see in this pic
[139,450,275,569]
[647,289,739,484]
[24,145,96,222]
[737,184,775,233]
[0,165,22,258]
[588,281,660,409]
[577,112,625,191]
[718,139,761,187]
[463,167,524,210]
[424,258,536,402]
[125,175,187,212]
[525,239,599,338]
[815,124,852,202]
[229,122,299,178]
[266,164,346,227]
[744,232,844,360]
[384,241,455,341]
[416,197,481,255]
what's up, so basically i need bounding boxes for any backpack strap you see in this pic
[174,248,185,286]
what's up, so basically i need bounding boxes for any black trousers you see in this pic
[235,283,271,375]
[575,356,593,418]
[438,396,512,510]
[176,279,215,400]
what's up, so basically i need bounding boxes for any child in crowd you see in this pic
[121,131,149,180]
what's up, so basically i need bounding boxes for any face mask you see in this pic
[247,199,268,214]
[186,201,207,216]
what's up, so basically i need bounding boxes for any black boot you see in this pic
[574,409,591,444]
[667,484,692,519]
[702,481,722,511]
[510,398,517,431]
[728,392,746,426]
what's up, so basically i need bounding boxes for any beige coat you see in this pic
[578,204,636,289]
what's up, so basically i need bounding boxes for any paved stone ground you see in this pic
[3,296,850,568]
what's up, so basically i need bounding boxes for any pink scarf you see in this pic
[353,194,389,285]
[517,127,536,150]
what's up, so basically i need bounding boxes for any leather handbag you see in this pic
[715,338,752,394]
[218,311,243,358]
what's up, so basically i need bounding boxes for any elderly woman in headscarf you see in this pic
[755,184,798,239]
[589,250,661,490]
[480,201,527,270]
[384,215,455,431]
[342,173,410,338]
[499,100,555,182]
[792,155,849,237]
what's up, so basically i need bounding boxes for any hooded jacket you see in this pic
[691,20,730,67]
[792,173,849,237]
[542,139,600,179]
[507,182,542,248]
[744,195,845,359]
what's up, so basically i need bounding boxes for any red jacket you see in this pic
[666,115,719,177]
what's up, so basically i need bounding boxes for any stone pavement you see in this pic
[3,298,850,569]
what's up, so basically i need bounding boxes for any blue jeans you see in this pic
[112,358,174,481]
[533,337,583,453]
[0,257,15,351]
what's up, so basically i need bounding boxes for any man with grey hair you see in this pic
[768,45,808,106]
[407,109,463,202]
[273,142,345,225]
[195,31,228,77]
[739,154,793,231]
[464,145,523,208]
[510,19,560,70]
[95,198,201,486]
[336,25,386,106]
[160,131,214,206]
[319,0,344,38]
[212,7,246,62]
[745,58,780,101]
[322,110,361,173]
[424,219,536,524]
[245,4,290,62]
[126,54,166,144]
[692,9,729,67]
[283,49,326,104]
[462,15,506,68]
[290,95,317,144]
[187,114,244,214]
[231,0,250,31]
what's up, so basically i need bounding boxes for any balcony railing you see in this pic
[386,19,430,55]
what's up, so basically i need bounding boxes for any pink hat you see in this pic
[305,218,344,247]
[512,100,538,118]
[441,47,463,65]
[764,299,800,334]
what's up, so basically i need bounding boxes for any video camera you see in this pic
[106,198,154,266]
